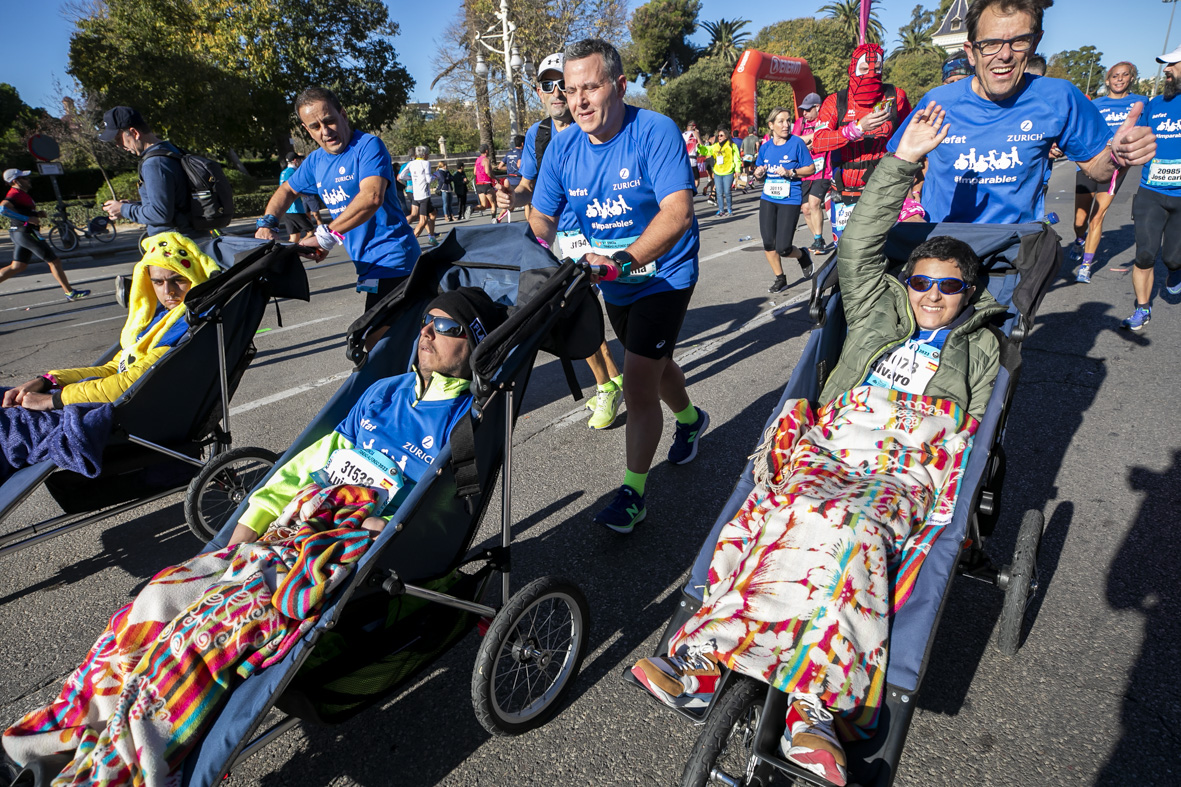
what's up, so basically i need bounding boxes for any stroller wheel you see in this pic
[184,446,278,542]
[472,575,589,736]
[681,676,772,787]
[995,509,1044,656]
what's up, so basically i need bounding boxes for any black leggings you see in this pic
[1133,187,1181,271]
[759,199,802,257]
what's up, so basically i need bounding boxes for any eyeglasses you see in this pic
[422,314,466,338]
[538,79,566,94]
[971,33,1038,57]
[906,275,969,295]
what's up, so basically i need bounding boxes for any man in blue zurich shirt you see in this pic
[887,0,1157,225]
[99,106,192,237]
[529,38,705,534]
[1122,48,1181,332]
[255,86,420,317]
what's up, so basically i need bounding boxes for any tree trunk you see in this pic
[514,81,529,138]
[475,69,494,152]
[226,147,250,175]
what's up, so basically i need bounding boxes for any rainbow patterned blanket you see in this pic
[670,385,977,738]
[2,484,381,787]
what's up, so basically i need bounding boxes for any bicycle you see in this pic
[47,204,117,254]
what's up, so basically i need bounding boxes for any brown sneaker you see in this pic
[781,693,847,786]
[631,647,720,709]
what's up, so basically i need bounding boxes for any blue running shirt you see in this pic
[1141,95,1181,197]
[532,105,700,305]
[521,120,581,235]
[888,75,1112,224]
[279,165,305,214]
[284,132,420,280]
[756,136,814,205]
[1092,94,1150,132]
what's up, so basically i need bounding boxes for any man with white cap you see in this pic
[1,169,89,300]
[496,51,625,432]
[1122,45,1181,331]
[792,92,833,253]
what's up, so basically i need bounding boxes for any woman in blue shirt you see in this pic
[754,107,817,294]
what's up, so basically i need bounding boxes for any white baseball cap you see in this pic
[1158,45,1181,65]
[537,52,564,79]
[3,168,31,183]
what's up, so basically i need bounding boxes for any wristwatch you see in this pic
[610,250,637,275]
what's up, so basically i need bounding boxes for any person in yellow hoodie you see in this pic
[1,232,221,411]
[709,128,742,218]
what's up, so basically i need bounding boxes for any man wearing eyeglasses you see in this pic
[528,38,705,535]
[888,0,1156,225]
[498,52,625,432]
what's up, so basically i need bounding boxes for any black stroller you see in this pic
[127,224,600,786]
[0,237,309,559]
[623,219,1061,787]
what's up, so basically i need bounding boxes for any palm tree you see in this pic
[819,0,885,45]
[891,25,945,59]
[700,18,752,66]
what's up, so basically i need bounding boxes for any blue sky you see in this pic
[6,0,1176,111]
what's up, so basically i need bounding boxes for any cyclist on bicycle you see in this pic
[1,169,90,301]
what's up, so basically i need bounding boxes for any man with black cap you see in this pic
[227,286,507,545]
[99,106,191,237]
[279,152,316,243]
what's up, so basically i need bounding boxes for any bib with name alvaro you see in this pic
[533,105,700,306]
[889,75,1110,224]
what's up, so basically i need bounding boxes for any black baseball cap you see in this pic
[285,151,303,163]
[99,106,146,142]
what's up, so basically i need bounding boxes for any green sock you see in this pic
[674,403,698,425]
[623,469,648,496]
[611,373,623,389]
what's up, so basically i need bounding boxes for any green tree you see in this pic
[819,0,885,46]
[700,18,752,67]
[750,17,854,98]
[884,50,945,100]
[647,55,732,132]
[625,0,702,86]
[67,0,413,158]
[891,4,946,58]
[0,84,41,171]
[1047,47,1105,95]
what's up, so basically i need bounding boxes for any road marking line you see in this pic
[229,370,351,415]
[699,242,761,262]
[0,291,115,314]
[71,314,126,328]
[253,314,342,338]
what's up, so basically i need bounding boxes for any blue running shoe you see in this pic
[65,289,91,302]
[1076,263,1092,283]
[1121,305,1151,331]
[594,485,646,533]
[1166,269,1181,296]
[668,407,710,465]
[1067,240,1085,263]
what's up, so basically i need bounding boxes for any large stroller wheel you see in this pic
[184,446,278,542]
[995,509,1043,656]
[681,676,772,787]
[471,575,589,736]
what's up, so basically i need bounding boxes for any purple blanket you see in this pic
[0,393,114,483]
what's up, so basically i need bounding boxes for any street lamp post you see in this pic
[1153,0,1181,98]
[474,0,533,138]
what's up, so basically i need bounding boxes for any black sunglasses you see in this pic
[422,314,466,337]
[906,275,969,295]
[538,79,566,94]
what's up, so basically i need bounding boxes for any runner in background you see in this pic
[279,152,315,243]
[474,144,494,216]
[755,107,816,294]
[683,121,702,195]
[942,52,973,85]
[1071,62,1149,282]
[0,169,90,301]
[792,93,832,253]
[741,127,761,193]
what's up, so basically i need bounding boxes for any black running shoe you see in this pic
[799,248,814,280]
[768,275,788,293]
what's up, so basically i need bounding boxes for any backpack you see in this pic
[534,117,554,170]
[141,145,234,230]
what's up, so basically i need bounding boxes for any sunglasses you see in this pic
[422,314,466,338]
[538,79,566,94]
[906,275,969,295]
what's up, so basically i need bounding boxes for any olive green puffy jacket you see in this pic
[818,155,1007,420]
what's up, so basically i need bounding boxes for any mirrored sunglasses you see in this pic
[906,275,969,295]
[538,79,566,94]
[422,314,467,337]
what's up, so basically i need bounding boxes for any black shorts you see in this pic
[363,274,409,311]
[10,227,56,264]
[800,178,828,201]
[475,183,493,196]
[1077,167,1129,196]
[414,197,436,216]
[604,285,695,360]
[283,212,313,236]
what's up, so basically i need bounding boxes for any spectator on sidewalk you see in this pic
[398,147,439,246]
[99,106,193,237]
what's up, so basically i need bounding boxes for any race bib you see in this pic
[830,200,856,235]
[813,155,826,173]
[356,278,379,294]
[556,230,591,260]
[865,340,941,395]
[1147,158,1181,187]
[762,179,792,199]
[313,447,404,514]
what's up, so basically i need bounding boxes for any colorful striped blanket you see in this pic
[670,386,976,738]
[2,484,381,787]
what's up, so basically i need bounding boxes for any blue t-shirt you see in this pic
[502,149,523,186]
[755,136,813,205]
[335,373,472,484]
[1092,93,1150,132]
[532,105,700,305]
[521,119,579,234]
[284,132,420,281]
[888,75,1112,224]
[1141,94,1181,197]
[279,165,305,214]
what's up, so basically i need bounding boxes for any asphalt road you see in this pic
[0,166,1177,787]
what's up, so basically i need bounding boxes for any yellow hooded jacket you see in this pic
[49,233,221,406]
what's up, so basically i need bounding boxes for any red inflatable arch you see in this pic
[731,49,817,137]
